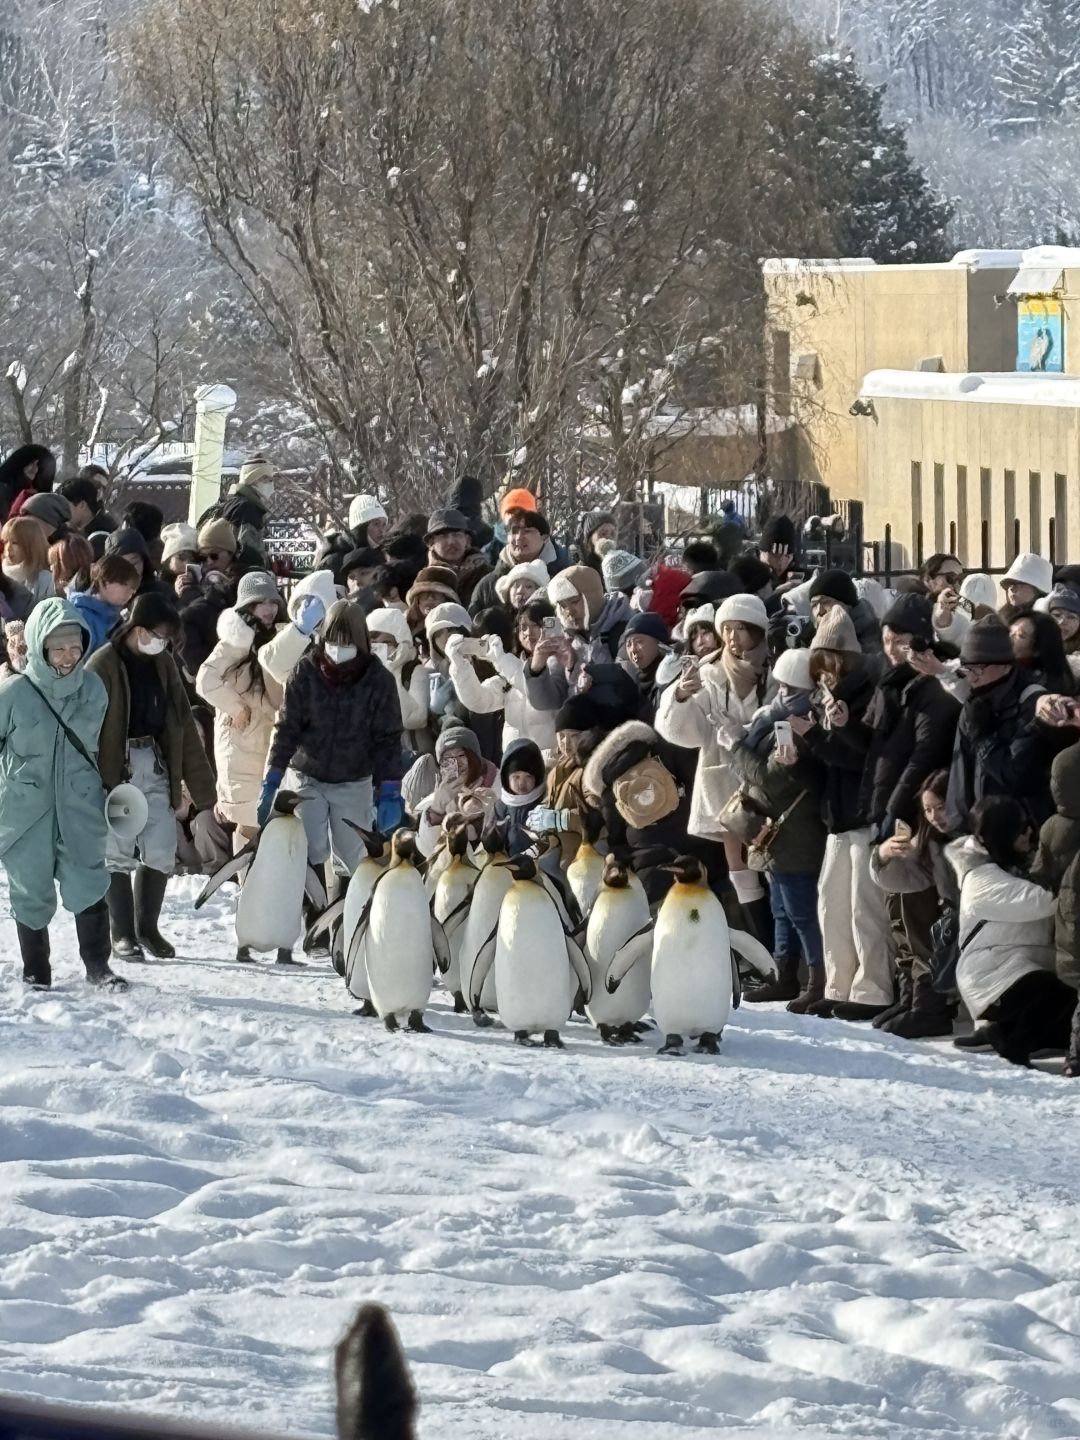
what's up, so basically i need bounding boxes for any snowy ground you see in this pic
[1,875,1080,1440]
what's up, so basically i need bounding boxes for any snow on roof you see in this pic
[761,257,878,275]
[1007,245,1080,296]
[860,370,1080,408]
[764,250,1022,278]
[950,249,1025,271]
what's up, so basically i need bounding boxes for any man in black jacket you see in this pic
[946,615,1064,833]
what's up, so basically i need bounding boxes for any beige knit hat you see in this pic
[809,606,860,655]
[197,518,238,555]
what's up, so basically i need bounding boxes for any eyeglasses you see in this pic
[199,550,231,564]
[938,571,963,584]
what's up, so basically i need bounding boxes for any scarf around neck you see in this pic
[720,640,768,700]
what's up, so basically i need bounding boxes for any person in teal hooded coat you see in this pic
[0,597,128,989]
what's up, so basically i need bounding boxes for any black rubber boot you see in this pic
[107,873,145,962]
[788,968,826,1014]
[744,954,800,1004]
[16,922,51,988]
[873,965,913,1029]
[134,867,175,958]
[884,975,953,1039]
[77,901,129,990]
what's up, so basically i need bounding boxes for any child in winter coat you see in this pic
[948,795,1076,1067]
[67,555,141,654]
[88,592,217,963]
[366,606,430,758]
[0,599,126,990]
[196,572,289,854]
[261,600,403,880]
[491,739,549,856]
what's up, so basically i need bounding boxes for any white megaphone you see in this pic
[104,784,149,842]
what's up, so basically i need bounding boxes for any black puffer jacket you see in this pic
[859,667,959,829]
[268,651,403,786]
[796,660,878,834]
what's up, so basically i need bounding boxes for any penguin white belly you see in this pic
[495,886,572,1035]
[650,894,732,1038]
[236,815,309,952]
[567,851,604,915]
[344,859,382,1000]
[365,869,434,1018]
[461,867,510,1011]
[586,886,652,1028]
[433,864,476,997]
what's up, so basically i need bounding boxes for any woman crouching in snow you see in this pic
[0,599,127,990]
[947,795,1077,1066]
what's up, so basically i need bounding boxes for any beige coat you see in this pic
[196,607,284,827]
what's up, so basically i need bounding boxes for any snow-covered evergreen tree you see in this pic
[999,0,1080,122]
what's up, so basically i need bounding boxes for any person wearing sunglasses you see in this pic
[920,552,968,648]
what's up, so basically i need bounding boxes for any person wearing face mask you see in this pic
[196,572,289,856]
[259,600,404,877]
[88,593,217,963]
[210,455,276,566]
[365,607,430,760]
[0,599,127,990]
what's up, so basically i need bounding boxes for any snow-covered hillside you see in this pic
[1,875,1079,1439]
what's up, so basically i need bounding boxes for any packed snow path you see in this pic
[1,877,1080,1440]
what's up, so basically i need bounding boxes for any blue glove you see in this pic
[294,594,326,637]
[257,768,285,828]
[376,780,403,834]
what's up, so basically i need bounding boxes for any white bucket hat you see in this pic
[1001,552,1052,596]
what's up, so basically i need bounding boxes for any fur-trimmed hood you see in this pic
[216,605,260,653]
[582,720,659,802]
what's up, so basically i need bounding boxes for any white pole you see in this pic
[188,384,238,526]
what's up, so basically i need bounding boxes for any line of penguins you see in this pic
[196,796,778,1056]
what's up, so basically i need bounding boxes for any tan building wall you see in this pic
[763,257,1018,504]
[855,375,1080,569]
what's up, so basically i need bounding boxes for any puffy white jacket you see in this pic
[260,570,339,688]
[655,656,774,838]
[367,606,430,744]
[447,635,557,759]
[196,607,285,828]
[947,837,1056,1020]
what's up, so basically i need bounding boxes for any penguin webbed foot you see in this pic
[407,1011,432,1034]
[658,1034,685,1056]
[384,1014,399,1033]
[472,1008,495,1029]
[353,1000,377,1018]
[543,1030,565,1049]
[598,1024,620,1046]
[616,1023,642,1045]
[453,991,468,1014]
[695,1032,721,1055]
[514,1030,540,1048]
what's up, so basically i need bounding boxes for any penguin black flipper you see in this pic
[194,847,255,909]
[728,927,777,982]
[604,929,653,994]
[539,870,580,934]
[431,915,452,976]
[305,896,347,949]
[304,865,329,912]
[564,932,592,1005]
[345,895,377,981]
[468,922,499,1012]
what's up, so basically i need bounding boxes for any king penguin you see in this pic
[469,855,592,1048]
[349,829,449,1033]
[431,816,480,1014]
[586,855,652,1044]
[647,855,776,1055]
[566,808,606,916]
[458,818,514,1027]
[195,792,328,958]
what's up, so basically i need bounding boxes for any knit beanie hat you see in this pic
[882,594,934,644]
[235,571,281,610]
[348,494,387,530]
[499,487,538,518]
[197,518,238,555]
[960,616,1014,666]
[602,549,647,592]
[716,593,769,631]
[771,648,813,690]
[424,508,471,542]
[425,601,473,639]
[623,611,671,645]
[238,456,274,489]
[341,547,383,576]
[160,522,198,563]
[730,555,772,594]
[406,566,459,607]
[436,726,481,762]
[494,559,549,605]
[760,514,797,552]
[1048,585,1080,618]
[809,606,860,655]
[808,567,858,609]
[22,492,72,537]
[555,695,608,732]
